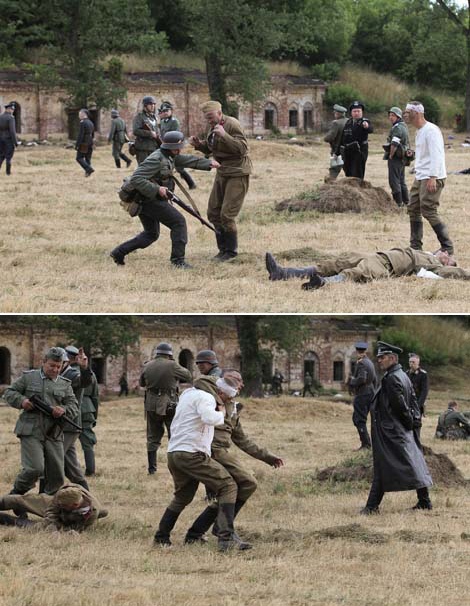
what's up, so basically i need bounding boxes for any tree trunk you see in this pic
[205,52,229,113]
[235,317,264,397]
[466,10,470,131]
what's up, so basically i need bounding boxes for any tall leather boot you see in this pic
[431,222,454,255]
[120,153,132,168]
[115,159,121,168]
[413,486,432,510]
[410,220,424,250]
[392,192,403,207]
[356,427,371,449]
[147,450,157,475]
[84,450,96,476]
[219,231,238,261]
[184,506,218,543]
[214,230,226,260]
[302,273,345,291]
[217,503,252,551]
[265,252,317,281]
[154,508,180,545]
[212,499,247,539]
[180,169,197,190]
[6,162,11,175]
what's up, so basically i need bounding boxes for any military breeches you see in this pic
[0,493,52,518]
[63,432,86,485]
[146,411,172,452]
[117,201,188,263]
[76,149,93,174]
[343,145,368,179]
[79,421,97,453]
[167,451,237,513]
[388,158,408,201]
[315,252,366,276]
[212,447,257,503]
[407,178,445,226]
[14,435,65,495]
[112,141,130,161]
[207,174,249,233]
[0,139,15,165]
[340,253,391,282]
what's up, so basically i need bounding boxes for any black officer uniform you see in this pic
[406,358,429,417]
[0,102,18,175]
[340,101,373,179]
[348,342,377,449]
[75,110,95,176]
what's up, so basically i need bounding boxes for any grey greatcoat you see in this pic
[371,363,432,492]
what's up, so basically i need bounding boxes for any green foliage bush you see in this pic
[311,62,341,82]
[324,83,361,109]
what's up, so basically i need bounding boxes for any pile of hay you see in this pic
[275,177,397,214]
[316,445,467,487]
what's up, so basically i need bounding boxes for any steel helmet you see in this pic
[160,130,185,150]
[142,95,157,106]
[155,342,173,356]
[195,350,218,365]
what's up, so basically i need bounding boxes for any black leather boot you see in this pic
[110,247,126,266]
[115,159,121,168]
[219,231,238,261]
[184,506,218,544]
[410,220,424,250]
[392,192,403,207]
[6,163,11,175]
[265,252,317,281]
[154,508,180,546]
[431,222,454,255]
[214,230,226,260]
[413,487,432,510]
[84,450,96,476]
[147,451,157,475]
[216,503,252,551]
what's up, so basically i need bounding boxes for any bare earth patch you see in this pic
[275,177,397,214]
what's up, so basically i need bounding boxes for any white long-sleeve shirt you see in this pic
[414,121,446,180]
[168,387,224,456]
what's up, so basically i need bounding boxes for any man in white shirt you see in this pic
[404,102,454,256]
[153,377,251,551]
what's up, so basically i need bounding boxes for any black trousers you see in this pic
[0,139,15,166]
[353,393,372,446]
[76,149,93,174]
[116,199,188,263]
[343,144,368,179]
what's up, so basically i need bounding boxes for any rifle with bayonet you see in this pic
[29,394,82,431]
[167,190,218,233]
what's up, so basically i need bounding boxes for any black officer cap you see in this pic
[65,345,80,357]
[349,100,365,112]
[158,101,173,113]
[355,341,368,351]
[5,102,15,109]
[376,341,403,357]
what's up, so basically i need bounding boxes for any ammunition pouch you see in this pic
[118,177,142,217]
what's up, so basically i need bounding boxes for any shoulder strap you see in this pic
[172,175,201,216]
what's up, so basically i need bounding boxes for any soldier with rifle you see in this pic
[133,95,161,165]
[3,347,79,497]
[159,101,197,190]
[110,131,220,269]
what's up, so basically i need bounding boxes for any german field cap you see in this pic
[201,100,222,113]
[354,341,368,351]
[376,341,403,357]
[65,345,80,356]
[4,102,15,109]
[349,100,365,112]
[333,104,347,114]
[389,106,402,118]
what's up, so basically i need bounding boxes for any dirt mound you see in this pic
[275,177,397,214]
[316,446,467,487]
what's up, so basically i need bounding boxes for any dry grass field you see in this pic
[1,390,470,606]
[1,131,470,313]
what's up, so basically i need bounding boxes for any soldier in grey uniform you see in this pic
[383,107,410,207]
[133,95,160,165]
[3,347,78,496]
[158,101,196,190]
[79,369,100,476]
[407,353,429,417]
[195,350,222,378]
[75,109,95,177]
[348,342,377,450]
[110,131,219,269]
[0,102,18,175]
[435,401,470,440]
[60,346,92,490]
[140,342,192,475]
[324,104,347,180]
[108,109,132,169]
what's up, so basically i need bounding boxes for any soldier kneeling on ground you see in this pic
[435,401,470,440]
[0,483,108,531]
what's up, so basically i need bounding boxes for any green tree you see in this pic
[236,316,309,396]
[2,0,167,109]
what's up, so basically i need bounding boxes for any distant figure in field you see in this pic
[0,102,18,175]
[75,109,95,177]
[435,401,470,440]
[108,109,132,169]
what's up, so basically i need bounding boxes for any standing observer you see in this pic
[75,109,95,177]
[340,101,373,179]
[348,342,377,450]
[133,95,160,165]
[0,102,18,175]
[323,103,348,180]
[383,106,410,207]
